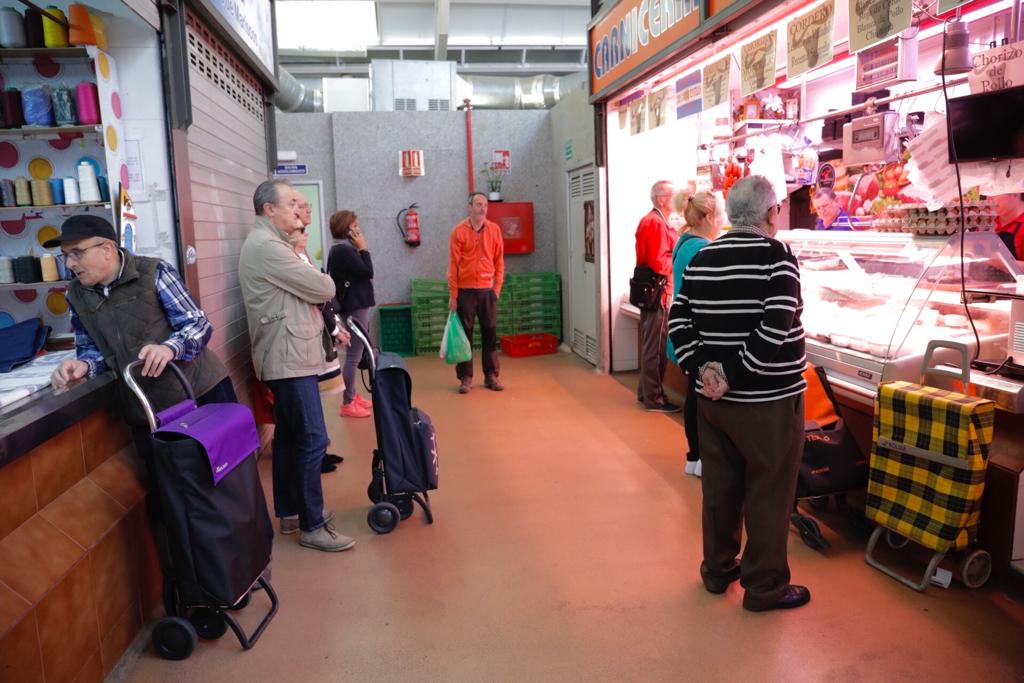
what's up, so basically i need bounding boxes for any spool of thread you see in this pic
[24,8,44,48]
[75,82,99,125]
[89,14,106,50]
[49,177,64,205]
[0,256,14,284]
[67,4,95,46]
[97,175,108,202]
[0,8,27,48]
[22,87,54,127]
[51,87,76,126]
[63,176,80,204]
[77,162,100,202]
[14,177,31,206]
[30,179,53,206]
[40,255,59,282]
[42,7,68,48]
[1,179,15,207]
[3,90,24,128]
[14,256,42,284]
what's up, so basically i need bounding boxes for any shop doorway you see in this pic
[292,181,327,270]
[567,165,599,365]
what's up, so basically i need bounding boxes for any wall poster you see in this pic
[787,1,835,79]
[583,199,595,264]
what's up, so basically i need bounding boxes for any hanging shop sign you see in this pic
[968,41,1024,94]
[675,70,703,119]
[740,30,778,96]
[647,89,669,129]
[937,0,971,14]
[194,0,275,78]
[703,54,733,109]
[787,0,835,79]
[589,0,702,97]
[848,0,913,54]
[629,97,647,135]
[400,150,425,177]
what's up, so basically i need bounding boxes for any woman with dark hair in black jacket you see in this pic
[327,210,376,418]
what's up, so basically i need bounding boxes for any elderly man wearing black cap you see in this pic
[47,215,233,454]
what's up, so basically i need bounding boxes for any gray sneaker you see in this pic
[299,525,356,552]
[279,509,334,535]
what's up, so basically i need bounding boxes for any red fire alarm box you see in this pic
[487,201,534,254]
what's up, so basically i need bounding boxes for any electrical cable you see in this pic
[939,20,982,363]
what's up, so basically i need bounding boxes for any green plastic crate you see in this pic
[378,305,415,356]
[411,278,449,294]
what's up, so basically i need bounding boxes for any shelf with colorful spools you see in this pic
[0,4,127,333]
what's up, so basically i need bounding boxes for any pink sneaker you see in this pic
[339,401,371,418]
[354,394,372,409]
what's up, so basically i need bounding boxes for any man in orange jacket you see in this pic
[448,192,506,394]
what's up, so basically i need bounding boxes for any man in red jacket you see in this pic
[635,180,680,412]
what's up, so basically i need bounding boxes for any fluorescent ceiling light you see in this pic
[276,1,379,52]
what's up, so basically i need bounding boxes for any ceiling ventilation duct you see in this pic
[458,73,585,110]
[275,68,324,112]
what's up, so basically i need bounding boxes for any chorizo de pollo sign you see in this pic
[590,0,701,97]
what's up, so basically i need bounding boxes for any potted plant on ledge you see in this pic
[481,163,503,202]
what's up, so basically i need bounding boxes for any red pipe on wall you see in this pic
[464,98,474,195]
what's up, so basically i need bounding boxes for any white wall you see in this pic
[105,12,178,266]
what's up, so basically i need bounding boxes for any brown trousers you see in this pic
[455,288,500,381]
[637,303,668,407]
[697,393,805,607]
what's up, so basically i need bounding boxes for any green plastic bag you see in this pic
[441,311,472,365]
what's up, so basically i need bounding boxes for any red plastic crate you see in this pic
[500,333,559,358]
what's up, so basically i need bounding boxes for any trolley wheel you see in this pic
[809,496,829,512]
[153,617,197,661]
[959,549,992,589]
[367,502,401,534]
[189,607,227,640]
[229,592,251,611]
[393,496,414,520]
[885,530,910,550]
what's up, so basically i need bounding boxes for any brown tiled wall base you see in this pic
[0,408,163,683]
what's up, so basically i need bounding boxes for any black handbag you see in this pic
[796,368,868,498]
[629,265,667,311]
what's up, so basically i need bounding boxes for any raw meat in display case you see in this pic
[778,230,1021,392]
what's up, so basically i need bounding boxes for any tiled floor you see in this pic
[121,352,1024,681]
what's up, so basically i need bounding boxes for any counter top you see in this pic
[0,372,118,467]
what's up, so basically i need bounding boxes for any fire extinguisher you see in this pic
[397,203,421,247]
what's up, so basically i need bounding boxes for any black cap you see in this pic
[43,215,117,248]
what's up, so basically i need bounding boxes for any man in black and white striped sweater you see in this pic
[668,175,810,613]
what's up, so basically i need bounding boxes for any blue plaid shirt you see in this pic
[68,256,213,377]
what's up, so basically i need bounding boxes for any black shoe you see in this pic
[484,376,504,391]
[324,453,344,465]
[702,564,741,594]
[321,461,337,474]
[646,401,681,413]
[742,585,811,612]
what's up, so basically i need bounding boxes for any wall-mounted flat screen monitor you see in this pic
[947,85,1024,163]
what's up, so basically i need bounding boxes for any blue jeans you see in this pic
[342,307,370,405]
[265,375,328,532]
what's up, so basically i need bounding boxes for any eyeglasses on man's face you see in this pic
[57,242,106,266]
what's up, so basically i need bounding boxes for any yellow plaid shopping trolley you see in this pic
[864,380,995,591]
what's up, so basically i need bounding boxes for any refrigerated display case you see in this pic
[777,230,1024,405]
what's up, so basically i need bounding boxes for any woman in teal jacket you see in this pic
[667,190,723,477]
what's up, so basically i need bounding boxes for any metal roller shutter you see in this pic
[183,8,269,406]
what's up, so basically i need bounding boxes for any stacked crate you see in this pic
[410,278,514,354]
[377,304,415,357]
[410,279,450,355]
[506,272,561,338]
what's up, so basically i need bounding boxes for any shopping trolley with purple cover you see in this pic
[123,360,278,660]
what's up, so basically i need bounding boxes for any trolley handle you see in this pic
[344,315,376,375]
[920,340,971,389]
[122,359,197,433]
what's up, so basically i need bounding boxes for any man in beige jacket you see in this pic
[239,179,353,552]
